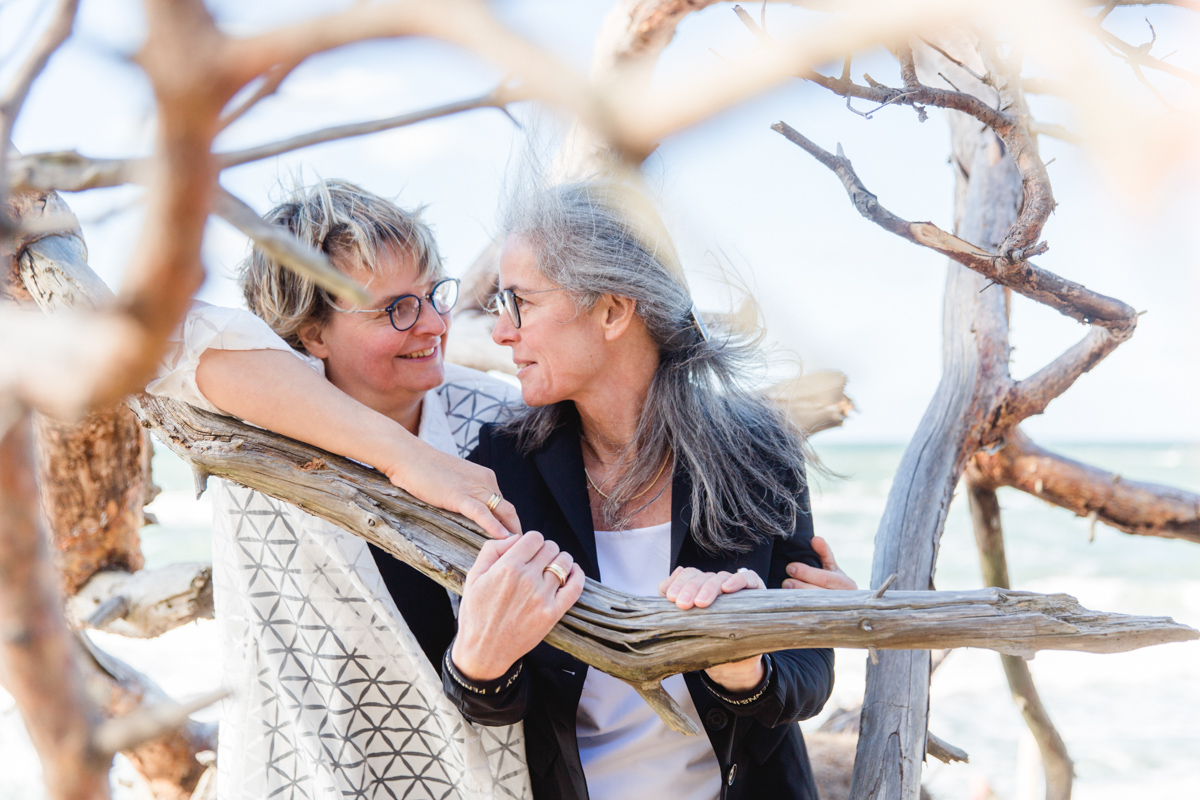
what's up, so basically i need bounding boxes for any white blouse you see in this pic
[578,523,722,800]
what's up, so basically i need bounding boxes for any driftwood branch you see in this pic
[968,482,1074,800]
[1079,7,1200,87]
[67,563,214,638]
[218,84,519,169]
[969,428,1200,543]
[212,188,369,304]
[216,58,302,132]
[770,121,1137,335]
[997,326,1125,427]
[80,636,216,800]
[134,393,1197,734]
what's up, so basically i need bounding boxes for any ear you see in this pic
[598,294,638,342]
[297,319,331,360]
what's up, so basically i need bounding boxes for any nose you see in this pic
[410,298,449,336]
[492,305,517,346]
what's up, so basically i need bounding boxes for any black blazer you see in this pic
[444,407,835,800]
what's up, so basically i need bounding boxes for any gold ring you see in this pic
[543,562,568,588]
[485,492,503,512]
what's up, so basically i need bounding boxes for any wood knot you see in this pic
[859,619,873,632]
[300,457,328,472]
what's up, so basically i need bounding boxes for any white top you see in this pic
[578,523,722,800]
[149,302,531,800]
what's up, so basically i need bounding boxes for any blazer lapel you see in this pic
[532,409,600,579]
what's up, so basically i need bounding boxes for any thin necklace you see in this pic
[584,453,670,502]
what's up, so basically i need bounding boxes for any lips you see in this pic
[398,346,437,360]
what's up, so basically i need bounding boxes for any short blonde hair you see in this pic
[239,179,443,351]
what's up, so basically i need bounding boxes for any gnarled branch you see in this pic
[770,122,1137,334]
[969,428,1200,543]
[968,482,1074,800]
[134,392,1197,733]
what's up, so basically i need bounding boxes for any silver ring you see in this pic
[543,562,568,588]
[485,493,503,512]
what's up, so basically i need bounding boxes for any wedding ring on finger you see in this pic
[485,492,503,512]
[543,562,569,589]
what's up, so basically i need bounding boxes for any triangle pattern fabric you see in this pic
[210,368,529,800]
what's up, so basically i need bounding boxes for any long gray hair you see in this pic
[497,178,810,554]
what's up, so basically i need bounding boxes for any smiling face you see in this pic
[492,235,610,408]
[300,246,449,428]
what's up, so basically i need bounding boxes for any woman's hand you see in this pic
[657,566,764,611]
[658,567,767,692]
[382,441,522,540]
[783,536,857,590]
[451,531,585,682]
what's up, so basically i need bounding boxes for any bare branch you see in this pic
[1080,7,1200,86]
[217,58,302,132]
[770,122,1137,333]
[970,429,1200,543]
[67,563,214,638]
[7,150,143,194]
[212,187,370,304]
[967,483,1074,800]
[92,689,229,758]
[218,84,519,170]
[926,731,969,764]
[1029,119,1083,144]
[998,326,1124,426]
[0,0,80,208]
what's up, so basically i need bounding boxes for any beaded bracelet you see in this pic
[443,641,523,696]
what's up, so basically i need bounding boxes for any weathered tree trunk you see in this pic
[968,483,1074,800]
[0,416,109,800]
[6,191,219,798]
[850,47,1019,800]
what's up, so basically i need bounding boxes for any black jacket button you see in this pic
[726,764,737,785]
[704,708,728,730]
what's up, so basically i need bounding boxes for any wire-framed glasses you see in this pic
[331,277,460,332]
[489,287,565,329]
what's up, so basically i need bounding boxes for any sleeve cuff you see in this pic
[443,639,523,696]
[701,653,774,707]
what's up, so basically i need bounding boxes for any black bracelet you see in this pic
[702,653,774,706]
[443,639,523,696]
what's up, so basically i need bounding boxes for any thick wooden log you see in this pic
[135,394,1196,681]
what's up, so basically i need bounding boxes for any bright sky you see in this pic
[4,0,1198,443]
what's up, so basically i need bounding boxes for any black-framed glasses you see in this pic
[331,277,460,332]
[489,287,565,329]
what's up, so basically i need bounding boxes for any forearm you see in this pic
[195,348,422,474]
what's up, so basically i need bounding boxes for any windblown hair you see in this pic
[239,179,443,352]
[498,178,810,554]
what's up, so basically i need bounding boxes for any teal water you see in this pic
[2,442,1197,798]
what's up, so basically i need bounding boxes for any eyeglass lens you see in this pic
[388,279,459,332]
[498,290,521,329]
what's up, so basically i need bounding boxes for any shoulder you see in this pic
[438,364,522,406]
[435,364,523,457]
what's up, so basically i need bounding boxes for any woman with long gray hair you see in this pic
[443,178,841,800]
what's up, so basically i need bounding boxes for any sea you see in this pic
[2,442,1197,799]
